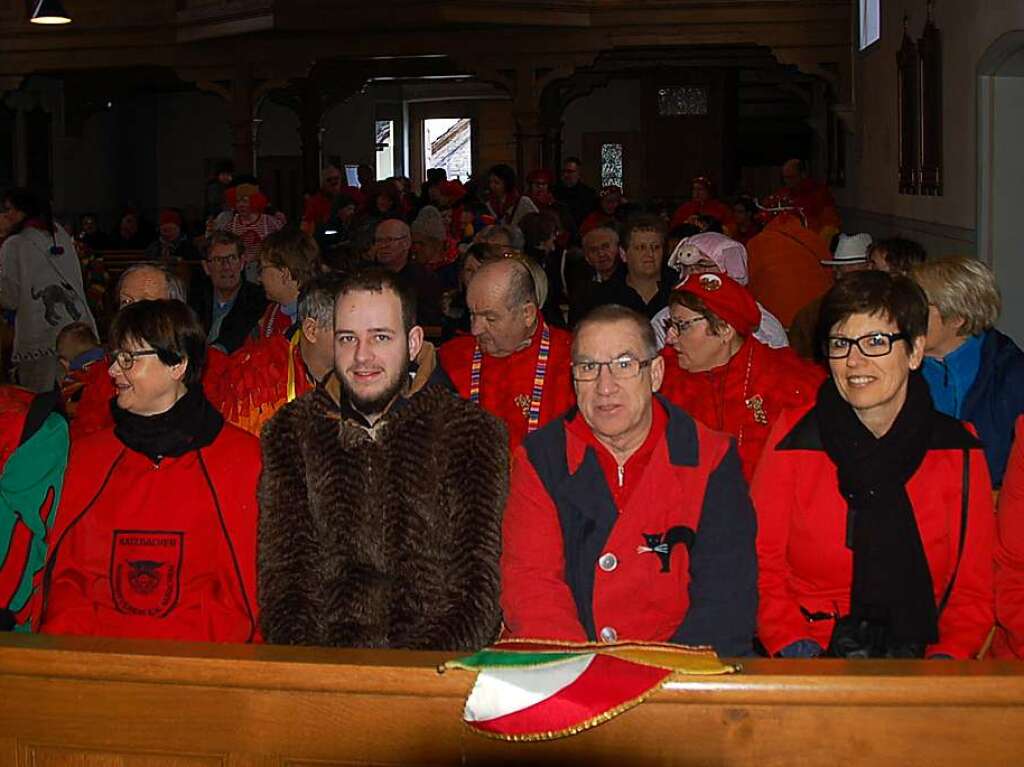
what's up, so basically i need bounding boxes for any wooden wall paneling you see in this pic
[897,18,920,195]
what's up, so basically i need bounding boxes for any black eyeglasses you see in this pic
[824,332,908,359]
[111,349,159,370]
[571,356,655,382]
[207,253,241,267]
[663,316,707,335]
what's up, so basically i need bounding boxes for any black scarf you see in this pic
[816,372,938,648]
[111,385,223,463]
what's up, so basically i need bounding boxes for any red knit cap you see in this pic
[438,179,466,201]
[672,272,761,336]
[159,209,182,228]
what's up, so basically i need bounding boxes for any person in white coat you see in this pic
[0,189,96,391]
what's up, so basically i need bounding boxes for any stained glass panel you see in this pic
[657,86,709,116]
[601,143,623,189]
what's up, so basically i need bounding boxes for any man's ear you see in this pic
[407,325,424,361]
[650,353,665,393]
[619,246,627,263]
[523,301,539,327]
[202,260,211,278]
[301,317,319,345]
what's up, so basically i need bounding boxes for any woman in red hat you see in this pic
[659,272,824,481]
[212,178,286,284]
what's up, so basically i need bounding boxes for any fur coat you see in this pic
[258,374,508,650]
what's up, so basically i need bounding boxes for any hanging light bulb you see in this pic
[30,0,72,25]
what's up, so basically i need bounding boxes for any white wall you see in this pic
[991,74,1024,344]
[839,0,1024,254]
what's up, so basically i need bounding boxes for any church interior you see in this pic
[3,0,1024,764]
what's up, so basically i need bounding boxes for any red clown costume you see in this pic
[439,321,576,451]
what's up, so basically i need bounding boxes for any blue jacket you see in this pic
[959,329,1024,488]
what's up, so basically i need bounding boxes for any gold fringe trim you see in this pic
[465,671,680,743]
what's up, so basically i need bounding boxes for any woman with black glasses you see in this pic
[33,299,261,643]
[752,271,994,659]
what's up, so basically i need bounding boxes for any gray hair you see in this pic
[572,304,658,360]
[476,223,525,252]
[116,263,186,303]
[912,255,1001,336]
[298,271,347,328]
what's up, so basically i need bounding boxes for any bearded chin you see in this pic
[340,356,411,418]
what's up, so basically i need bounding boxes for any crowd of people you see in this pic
[1,153,1023,664]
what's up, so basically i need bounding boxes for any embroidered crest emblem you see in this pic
[698,273,722,292]
[110,530,183,617]
[636,527,695,573]
[745,394,768,424]
[513,394,530,419]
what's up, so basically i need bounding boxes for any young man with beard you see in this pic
[257,267,508,650]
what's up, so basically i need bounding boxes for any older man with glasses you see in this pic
[372,217,444,327]
[500,303,757,656]
[189,230,267,354]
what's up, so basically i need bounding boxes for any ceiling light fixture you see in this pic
[30,0,72,25]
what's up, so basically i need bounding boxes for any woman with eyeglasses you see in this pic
[752,271,994,659]
[659,272,823,481]
[32,299,262,642]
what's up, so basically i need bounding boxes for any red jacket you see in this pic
[71,349,229,441]
[995,414,1024,658]
[439,322,575,451]
[659,338,825,481]
[501,397,757,656]
[33,422,261,642]
[751,405,995,659]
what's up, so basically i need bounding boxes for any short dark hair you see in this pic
[733,196,757,216]
[336,266,417,334]
[816,271,929,361]
[520,211,559,252]
[262,227,322,288]
[622,214,667,250]
[563,156,582,166]
[573,304,657,359]
[207,229,244,258]
[3,187,49,234]
[871,237,927,276]
[108,299,207,387]
[298,270,346,328]
[488,163,518,194]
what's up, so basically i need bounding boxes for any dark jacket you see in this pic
[501,396,758,656]
[189,278,268,354]
[584,266,680,320]
[258,378,508,650]
[960,329,1024,488]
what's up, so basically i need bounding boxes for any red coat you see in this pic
[501,398,757,655]
[995,414,1024,658]
[659,338,825,481]
[439,322,576,451]
[669,199,736,233]
[751,405,995,659]
[70,349,228,441]
[33,422,261,642]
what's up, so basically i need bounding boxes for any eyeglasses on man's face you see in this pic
[571,356,655,382]
[375,235,409,245]
[207,253,241,267]
[824,332,908,359]
[111,349,160,371]
[663,316,707,336]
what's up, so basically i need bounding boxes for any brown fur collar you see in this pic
[258,381,508,650]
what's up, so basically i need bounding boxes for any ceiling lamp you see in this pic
[30,0,72,25]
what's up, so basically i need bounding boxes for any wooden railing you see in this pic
[1,633,1023,766]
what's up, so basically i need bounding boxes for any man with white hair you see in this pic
[439,258,575,450]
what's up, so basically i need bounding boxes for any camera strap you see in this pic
[937,448,970,615]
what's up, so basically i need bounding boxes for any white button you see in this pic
[598,553,618,572]
[600,626,618,643]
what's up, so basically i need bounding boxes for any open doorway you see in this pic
[978,31,1024,345]
[423,117,472,181]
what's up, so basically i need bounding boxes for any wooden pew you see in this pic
[1,633,1023,766]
